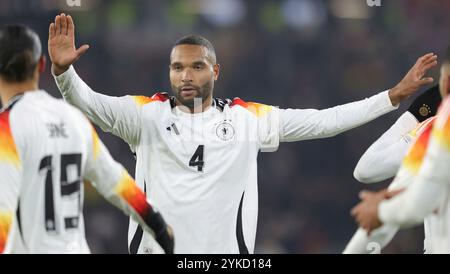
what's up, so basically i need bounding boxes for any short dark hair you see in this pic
[173,35,217,64]
[0,24,42,82]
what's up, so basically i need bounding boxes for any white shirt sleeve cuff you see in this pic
[382,90,399,110]
[52,65,76,82]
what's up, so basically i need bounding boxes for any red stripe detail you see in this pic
[230,98,248,108]
[117,174,152,217]
[150,92,170,102]
[0,110,20,166]
[0,110,11,130]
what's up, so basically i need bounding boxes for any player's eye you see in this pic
[172,65,182,71]
[194,65,204,70]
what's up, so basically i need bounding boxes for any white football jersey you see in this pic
[343,115,439,254]
[379,96,450,253]
[0,90,165,254]
[385,116,436,253]
[55,66,397,253]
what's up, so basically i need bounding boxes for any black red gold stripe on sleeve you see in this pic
[132,92,169,107]
[0,211,13,254]
[230,98,273,117]
[0,111,20,167]
[114,170,152,217]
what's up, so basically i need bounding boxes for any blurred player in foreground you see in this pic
[49,13,436,253]
[344,84,441,254]
[351,50,450,253]
[0,24,173,254]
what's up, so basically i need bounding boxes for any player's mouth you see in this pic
[180,86,197,97]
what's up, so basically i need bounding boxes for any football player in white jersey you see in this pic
[351,52,450,253]
[344,84,442,254]
[49,13,437,254]
[0,24,173,254]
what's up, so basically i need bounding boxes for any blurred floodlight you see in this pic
[186,0,246,27]
[330,0,373,19]
[281,0,327,30]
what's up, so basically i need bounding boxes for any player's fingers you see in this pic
[75,44,90,58]
[359,190,371,200]
[418,77,434,86]
[385,188,405,199]
[422,59,438,72]
[414,53,434,68]
[418,55,437,72]
[49,23,55,40]
[418,55,437,70]
[420,53,434,61]
[67,15,75,37]
[350,205,360,217]
[55,15,61,35]
[61,13,68,35]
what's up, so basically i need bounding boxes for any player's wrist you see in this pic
[388,85,404,106]
[52,63,70,76]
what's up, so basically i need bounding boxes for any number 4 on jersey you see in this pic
[189,145,204,172]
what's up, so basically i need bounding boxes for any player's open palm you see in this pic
[48,13,89,75]
[390,53,438,105]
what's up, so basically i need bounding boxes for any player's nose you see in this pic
[181,68,193,82]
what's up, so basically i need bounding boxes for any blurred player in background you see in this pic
[351,50,450,253]
[0,24,173,254]
[49,13,436,254]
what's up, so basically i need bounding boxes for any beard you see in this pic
[172,80,213,109]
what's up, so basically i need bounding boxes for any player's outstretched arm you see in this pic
[84,125,174,254]
[280,54,437,142]
[353,111,418,183]
[354,85,441,183]
[49,13,141,145]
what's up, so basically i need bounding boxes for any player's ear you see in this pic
[446,75,450,96]
[38,55,46,74]
[213,64,220,81]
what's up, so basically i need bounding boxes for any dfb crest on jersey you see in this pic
[215,121,235,141]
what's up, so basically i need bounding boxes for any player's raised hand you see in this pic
[389,53,438,106]
[48,13,89,76]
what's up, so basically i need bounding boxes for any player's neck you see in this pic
[0,79,38,106]
[177,96,213,114]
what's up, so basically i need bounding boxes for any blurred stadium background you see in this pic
[1,0,449,253]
